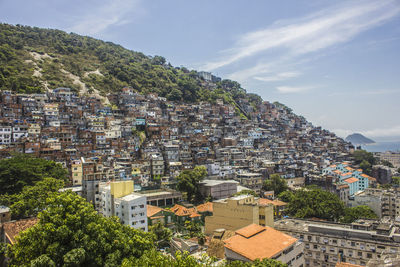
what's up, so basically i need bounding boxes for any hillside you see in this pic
[345,133,375,145]
[0,23,262,110]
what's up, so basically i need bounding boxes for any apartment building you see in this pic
[350,188,400,219]
[205,195,273,235]
[100,181,148,231]
[377,151,400,168]
[236,173,263,194]
[198,179,238,200]
[275,218,400,267]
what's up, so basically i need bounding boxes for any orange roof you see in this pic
[361,174,369,178]
[344,177,359,184]
[337,184,349,189]
[224,224,297,261]
[330,164,337,168]
[3,218,38,244]
[357,169,363,172]
[171,204,191,216]
[333,170,342,174]
[147,205,163,218]
[258,198,287,206]
[345,167,354,171]
[335,262,363,267]
[341,172,353,176]
[190,212,201,218]
[196,202,213,213]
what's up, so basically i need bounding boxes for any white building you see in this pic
[100,181,148,231]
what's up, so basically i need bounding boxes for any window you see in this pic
[131,205,136,210]
[139,204,144,208]
[367,253,372,259]
[358,252,362,257]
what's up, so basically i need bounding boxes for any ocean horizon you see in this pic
[361,141,400,153]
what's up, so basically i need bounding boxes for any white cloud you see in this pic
[363,126,400,138]
[333,125,400,139]
[328,89,400,97]
[202,0,400,82]
[68,0,142,35]
[254,71,301,82]
[276,86,313,94]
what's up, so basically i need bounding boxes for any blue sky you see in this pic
[1,0,400,140]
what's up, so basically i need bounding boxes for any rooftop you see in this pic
[2,218,38,244]
[200,179,239,186]
[224,224,297,261]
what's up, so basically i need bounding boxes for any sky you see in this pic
[1,0,400,141]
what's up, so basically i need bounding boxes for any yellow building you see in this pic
[71,160,83,186]
[205,195,274,235]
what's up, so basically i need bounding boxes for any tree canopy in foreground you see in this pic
[0,154,68,195]
[6,191,287,267]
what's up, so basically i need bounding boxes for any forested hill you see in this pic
[0,23,262,107]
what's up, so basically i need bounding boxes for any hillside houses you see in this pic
[0,88,352,202]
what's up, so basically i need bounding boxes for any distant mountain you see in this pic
[345,133,375,145]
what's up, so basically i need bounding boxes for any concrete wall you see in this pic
[205,199,259,235]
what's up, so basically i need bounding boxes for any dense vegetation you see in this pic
[278,187,377,222]
[176,166,208,203]
[0,177,64,219]
[352,150,377,175]
[4,191,286,266]
[0,23,261,110]
[263,174,289,195]
[0,154,68,195]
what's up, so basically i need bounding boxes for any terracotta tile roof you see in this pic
[258,198,287,206]
[190,212,201,218]
[2,217,38,244]
[335,262,363,267]
[147,205,163,218]
[345,167,354,171]
[338,184,349,189]
[341,172,353,176]
[344,177,359,184]
[330,164,337,168]
[333,170,342,174]
[196,202,213,213]
[171,204,191,216]
[224,224,297,261]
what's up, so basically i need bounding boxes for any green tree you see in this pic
[360,160,372,175]
[392,176,400,186]
[176,166,207,203]
[381,160,394,168]
[7,192,154,266]
[149,222,172,249]
[277,191,294,203]
[184,220,202,238]
[352,150,376,165]
[340,205,378,223]
[285,188,345,221]
[5,177,64,219]
[263,174,289,195]
[0,154,68,195]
